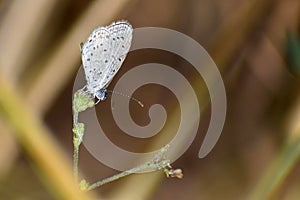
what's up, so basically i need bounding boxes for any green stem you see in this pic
[87,160,168,191]
[248,135,300,200]
[72,89,94,181]
[73,110,79,181]
[73,141,80,181]
[71,89,177,191]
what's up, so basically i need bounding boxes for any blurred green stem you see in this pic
[249,135,300,200]
[0,72,98,200]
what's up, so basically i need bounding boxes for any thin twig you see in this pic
[87,161,164,191]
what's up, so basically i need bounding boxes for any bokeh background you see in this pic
[0,0,300,199]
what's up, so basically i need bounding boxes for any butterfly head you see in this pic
[95,89,108,102]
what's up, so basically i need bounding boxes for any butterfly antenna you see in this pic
[107,90,144,107]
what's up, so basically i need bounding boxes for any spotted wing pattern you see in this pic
[81,21,133,95]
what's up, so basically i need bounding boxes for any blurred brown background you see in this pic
[0,0,300,199]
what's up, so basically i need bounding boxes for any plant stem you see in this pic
[72,89,94,181]
[87,160,168,191]
[248,135,300,199]
[73,141,80,181]
[71,89,179,191]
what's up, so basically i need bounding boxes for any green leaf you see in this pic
[286,32,300,75]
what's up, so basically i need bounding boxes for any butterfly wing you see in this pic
[81,21,133,95]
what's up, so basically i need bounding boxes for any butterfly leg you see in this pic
[94,98,101,105]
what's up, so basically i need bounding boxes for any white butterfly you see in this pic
[80,21,133,102]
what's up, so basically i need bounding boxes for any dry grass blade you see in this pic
[209,0,278,70]
[0,1,62,82]
[0,71,99,200]
[0,0,67,177]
